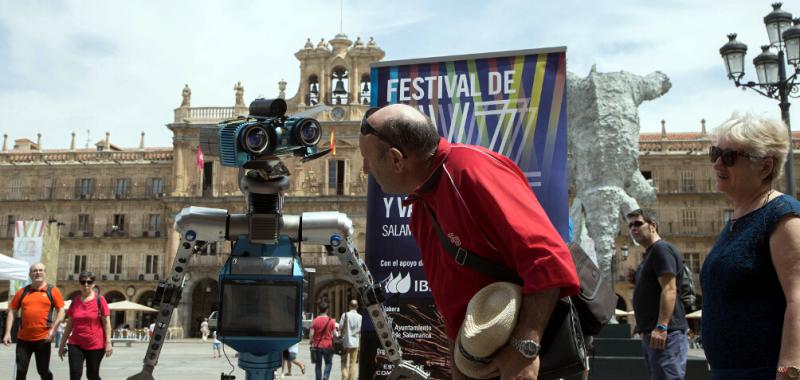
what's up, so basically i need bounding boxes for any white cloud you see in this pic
[0,0,797,147]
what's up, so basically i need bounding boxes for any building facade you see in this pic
[1,35,797,335]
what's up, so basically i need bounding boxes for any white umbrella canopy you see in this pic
[686,309,702,319]
[107,300,157,312]
[0,254,29,281]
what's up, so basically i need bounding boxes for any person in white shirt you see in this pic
[338,299,363,380]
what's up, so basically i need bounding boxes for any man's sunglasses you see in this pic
[708,145,762,167]
[360,107,407,158]
[79,280,94,285]
[628,220,646,229]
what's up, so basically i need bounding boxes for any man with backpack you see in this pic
[2,262,66,380]
[359,104,580,379]
[628,209,689,380]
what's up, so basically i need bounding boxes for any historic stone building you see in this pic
[0,33,384,336]
[1,34,797,335]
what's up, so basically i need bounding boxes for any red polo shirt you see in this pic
[405,137,580,340]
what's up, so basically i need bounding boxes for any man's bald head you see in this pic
[366,104,439,158]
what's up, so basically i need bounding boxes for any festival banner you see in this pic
[363,47,569,379]
[13,220,45,265]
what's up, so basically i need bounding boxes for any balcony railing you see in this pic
[1,184,171,202]
[58,266,163,282]
[0,150,172,164]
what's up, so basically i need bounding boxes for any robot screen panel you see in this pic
[220,280,300,337]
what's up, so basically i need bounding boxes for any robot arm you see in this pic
[297,212,428,380]
[129,208,428,380]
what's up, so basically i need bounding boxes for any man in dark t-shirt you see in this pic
[628,209,689,380]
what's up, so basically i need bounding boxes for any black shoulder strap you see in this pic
[96,291,102,319]
[425,205,522,284]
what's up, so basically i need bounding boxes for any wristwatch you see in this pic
[778,366,800,379]
[509,336,541,359]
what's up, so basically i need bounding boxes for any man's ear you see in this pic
[387,148,405,172]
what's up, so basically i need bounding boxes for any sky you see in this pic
[0,0,798,149]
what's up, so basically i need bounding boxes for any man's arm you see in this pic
[492,287,560,380]
[649,274,677,350]
[47,307,66,342]
[2,309,15,345]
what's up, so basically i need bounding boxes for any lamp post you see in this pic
[720,3,800,198]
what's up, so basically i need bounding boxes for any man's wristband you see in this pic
[655,324,669,331]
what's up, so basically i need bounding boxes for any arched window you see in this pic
[360,74,371,104]
[307,75,320,106]
[330,67,349,105]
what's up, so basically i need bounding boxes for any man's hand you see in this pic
[58,345,66,360]
[2,333,11,346]
[45,329,55,342]
[492,344,539,380]
[649,330,668,350]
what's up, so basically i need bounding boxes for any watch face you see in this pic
[331,107,345,121]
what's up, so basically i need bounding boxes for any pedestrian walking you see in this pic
[57,271,112,380]
[338,299,362,380]
[309,302,335,380]
[2,262,66,380]
[628,208,689,380]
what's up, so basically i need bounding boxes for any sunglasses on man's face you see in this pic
[79,280,94,285]
[628,220,646,229]
[708,145,762,167]
[360,107,408,158]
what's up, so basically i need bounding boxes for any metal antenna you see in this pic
[86,129,91,148]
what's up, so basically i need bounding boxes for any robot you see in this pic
[128,98,428,380]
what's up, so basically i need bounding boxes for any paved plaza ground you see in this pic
[1,338,707,379]
[1,339,342,380]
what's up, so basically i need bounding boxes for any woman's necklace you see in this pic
[730,189,774,231]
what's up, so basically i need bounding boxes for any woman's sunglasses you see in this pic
[360,107,407,158]
[708,145,763,167]
[79,279,94,285]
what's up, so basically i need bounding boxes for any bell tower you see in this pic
[284,34,385,121]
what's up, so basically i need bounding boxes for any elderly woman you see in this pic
[701,113,800,379]
[58,271,112,380]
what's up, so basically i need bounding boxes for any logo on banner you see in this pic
[384,272,411,294]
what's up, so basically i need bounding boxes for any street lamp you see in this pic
[720,2,800,198]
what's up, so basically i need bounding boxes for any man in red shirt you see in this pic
[359,104,579,379]
[3,262,65,380]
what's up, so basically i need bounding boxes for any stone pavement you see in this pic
[1,339,349,380]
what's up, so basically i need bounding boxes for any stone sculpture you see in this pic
[567,65,671,285]
[234,81,245,107]
[181,84,191,107]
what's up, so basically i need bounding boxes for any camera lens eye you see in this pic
[295,119,321,147]
[242,125,270,154]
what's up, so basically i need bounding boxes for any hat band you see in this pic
[458,340,495,365]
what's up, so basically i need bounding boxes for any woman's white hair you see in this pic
[711,112,789,185]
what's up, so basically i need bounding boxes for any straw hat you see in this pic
[454,282,522,379]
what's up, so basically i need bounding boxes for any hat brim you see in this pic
[454,333,500,379]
